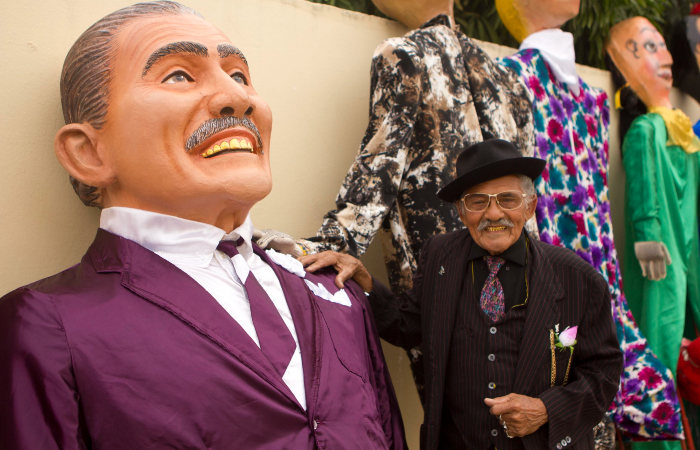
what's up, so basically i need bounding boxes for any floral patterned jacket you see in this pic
[499,49,682,441]
[299,15,534,294]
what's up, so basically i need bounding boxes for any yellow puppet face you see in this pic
[606,17,673,108]
[496,0,580,42]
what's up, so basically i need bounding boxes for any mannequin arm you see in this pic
[622,116,663,243]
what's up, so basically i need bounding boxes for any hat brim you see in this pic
[437,157,546,203]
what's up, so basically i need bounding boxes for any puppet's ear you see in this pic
[54,123,115,189]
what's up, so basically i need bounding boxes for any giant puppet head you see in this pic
[606,17,673,110]
[54,1,273,232]
[371,0,454,30]
[495,0,580,42]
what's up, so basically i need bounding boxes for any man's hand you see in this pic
[484,394,548,438]
[634,241,672,281]
[298,251,373,292]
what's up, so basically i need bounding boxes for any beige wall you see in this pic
[1,0,699,448]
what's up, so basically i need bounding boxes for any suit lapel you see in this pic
[425,231,471,413]
[253,245,320,414]
[88,229,302,409]
[511,238,564,395]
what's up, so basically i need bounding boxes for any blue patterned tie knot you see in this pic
[485,256,505,274]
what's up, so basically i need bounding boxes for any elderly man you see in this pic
[0,2,405,449]
[302,138,622,450]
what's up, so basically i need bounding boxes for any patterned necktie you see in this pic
[480,256,506,322]
[217,239,296,377]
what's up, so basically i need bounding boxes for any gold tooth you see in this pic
[231,139,242,149]
[243,140,252,149]
[212,144,221,152]
[220,141,230,150]
[206,149,214,156]
[202,152,207,157]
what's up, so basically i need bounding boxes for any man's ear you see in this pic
[525,194,538,220]
[54,123,116,189]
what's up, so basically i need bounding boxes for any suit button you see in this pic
[566,436,571,443]
[488,382,496,389]
[557,444,562,450]
[561,439,567,446]
[491,429,498,437]
[488,354,496,362]
[313,420,318,430]
[490,327,497,334]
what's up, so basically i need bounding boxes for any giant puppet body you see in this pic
[607,17,700,450]
[0,3,406,448]
[294,0,535,403]
[495,0,682,443]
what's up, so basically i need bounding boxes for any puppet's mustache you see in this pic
[185,116,263,152]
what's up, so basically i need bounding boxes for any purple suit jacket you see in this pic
[0,229,406,449]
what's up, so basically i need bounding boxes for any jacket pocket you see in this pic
[315,298,367,381]
[553,347,574,386]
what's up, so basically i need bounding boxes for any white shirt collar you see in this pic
[520,29,581,96]
[99,207,255,266]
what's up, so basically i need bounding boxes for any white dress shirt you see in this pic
[520,28,581,96]
[100,207,306,410]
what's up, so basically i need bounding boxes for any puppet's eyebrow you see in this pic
[142,41,209,76]
[217,43,248,66]
[639,27,658,37]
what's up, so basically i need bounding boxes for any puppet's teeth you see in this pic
[230,139,241,149]
[212,144,221,152]
[220,141,230,150]
[206,148,214,156]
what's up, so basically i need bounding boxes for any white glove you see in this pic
[253,228,303,258]
[634,241,672,281]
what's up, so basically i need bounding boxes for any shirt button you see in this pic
[557,444,563,450]
[488,382,496,389]
[490,327,497,334]
[313,420,318,430]
[505,266,510,271]
[566,436,572,443]
[491,429,498,437]
[561,439,567,446]
[488,354,496,362]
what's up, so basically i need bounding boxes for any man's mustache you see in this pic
[185,116,263,152]
[477,218,514,231]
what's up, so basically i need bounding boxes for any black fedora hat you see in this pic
[437,137,546,203]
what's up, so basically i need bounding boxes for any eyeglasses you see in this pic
[461,191,528,212]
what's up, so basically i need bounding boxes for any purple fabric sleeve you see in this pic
[344,280,408,450]
[0,287,86,449]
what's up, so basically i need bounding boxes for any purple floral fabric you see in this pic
[481,256,506,322]
[500,49,682,440]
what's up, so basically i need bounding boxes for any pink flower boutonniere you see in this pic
[554,325,578,351]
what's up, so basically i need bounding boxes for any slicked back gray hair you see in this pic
[60,1,202,207]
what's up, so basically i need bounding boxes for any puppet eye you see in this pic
[644,41,658,53]
[163,71,194,84]
[231,72,248,85]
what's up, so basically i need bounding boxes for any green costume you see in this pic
[623,112,700,379]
